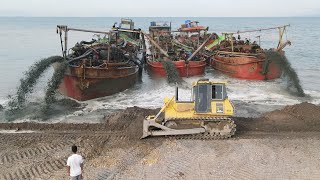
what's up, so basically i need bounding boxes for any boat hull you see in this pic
[179,26,207,32]
[54,63,139,101]
[147,60,206,77]
[211,54,281,80]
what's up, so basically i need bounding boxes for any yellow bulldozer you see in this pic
[142,79,236,139]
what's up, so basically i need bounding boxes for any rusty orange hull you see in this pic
[179,26,207,32]
[147,60,206,77]
[54,63,139,101]
[211,54,281,80]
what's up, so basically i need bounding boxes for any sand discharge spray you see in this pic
[5,56,67,120]
[161,60,182,84]
[265,51,305,97]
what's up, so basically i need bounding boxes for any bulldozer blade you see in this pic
[141,118,205,139]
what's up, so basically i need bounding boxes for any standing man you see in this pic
[67,145,84,180]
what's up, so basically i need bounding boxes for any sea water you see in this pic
[0,17,319,121]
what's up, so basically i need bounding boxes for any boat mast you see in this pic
[256,35,261,46]
[222,33,234,52]
[277,25,288,49]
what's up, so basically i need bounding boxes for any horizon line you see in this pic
[0,16,319,18]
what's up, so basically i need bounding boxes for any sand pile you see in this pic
[236,102,320,132]
[261,102,320,131]
[1,103,319,138]
[0,106,159,139]
[105,106,160,138]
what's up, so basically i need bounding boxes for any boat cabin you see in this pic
[149,21,172,38]
[118,18,134,30]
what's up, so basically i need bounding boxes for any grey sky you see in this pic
[1,0,319,17]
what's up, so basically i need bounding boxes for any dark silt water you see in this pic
[265,51,305,97]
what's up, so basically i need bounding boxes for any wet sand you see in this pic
[0,102,320,179]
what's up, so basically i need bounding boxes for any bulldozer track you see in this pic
[164,118,236,140]
[0,140,73,165]
[0,131,127,141]
[0,131,129,180]
[172,131,235,140]
[166,117,234,121]
[2,158,66,180]
[97,139,164,180]
[97,146,148,180]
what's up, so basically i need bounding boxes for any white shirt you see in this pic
[67,154,84,177]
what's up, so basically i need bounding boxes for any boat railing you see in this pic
[217,51,260,58]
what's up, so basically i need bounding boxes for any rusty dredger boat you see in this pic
[55,19,145,101]
[209,25,291,80]
[146,20,215,77]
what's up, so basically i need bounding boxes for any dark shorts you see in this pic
[71,175,81,180]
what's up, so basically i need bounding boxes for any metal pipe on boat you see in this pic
[56,27,65,58]
[107,33,111,63]
[187,33,215,62]
[111,28,142,33]
[276,40,291,52]
[141,32,147,63]
[223,24,291,34]
[67,27,110,35]
[141,31,170,57]
[67,49,93,62]
[64,28,68,57]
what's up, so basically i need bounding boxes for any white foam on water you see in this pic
[0,98,8,107]
[80,69,319,114]
[305,90,320,105]
[2,68,319,122]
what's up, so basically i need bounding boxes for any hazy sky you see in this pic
[1,0,319,17]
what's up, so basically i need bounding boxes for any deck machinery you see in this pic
[142,79,236,139]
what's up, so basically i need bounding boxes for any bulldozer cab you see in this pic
[193,79,227,114]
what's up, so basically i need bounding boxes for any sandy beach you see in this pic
[0,102,319,179]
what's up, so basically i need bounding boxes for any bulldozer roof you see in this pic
[192,79,227,86]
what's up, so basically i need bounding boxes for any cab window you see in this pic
[212,85,223,100]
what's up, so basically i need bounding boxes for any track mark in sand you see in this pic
[97,147,142,180]
[161,140,205,180]
[0,133,64,144]
[163,157,188,180]
[0,132,127,143]
[97,140,164,180]
[0,140,73,165]
[4,159,66,180]
[96,169,112,180]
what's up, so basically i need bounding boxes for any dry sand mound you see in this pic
[0,106,159,140]
[105,106,159,138]
[236,102,320,132]
[1,103,319,139]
